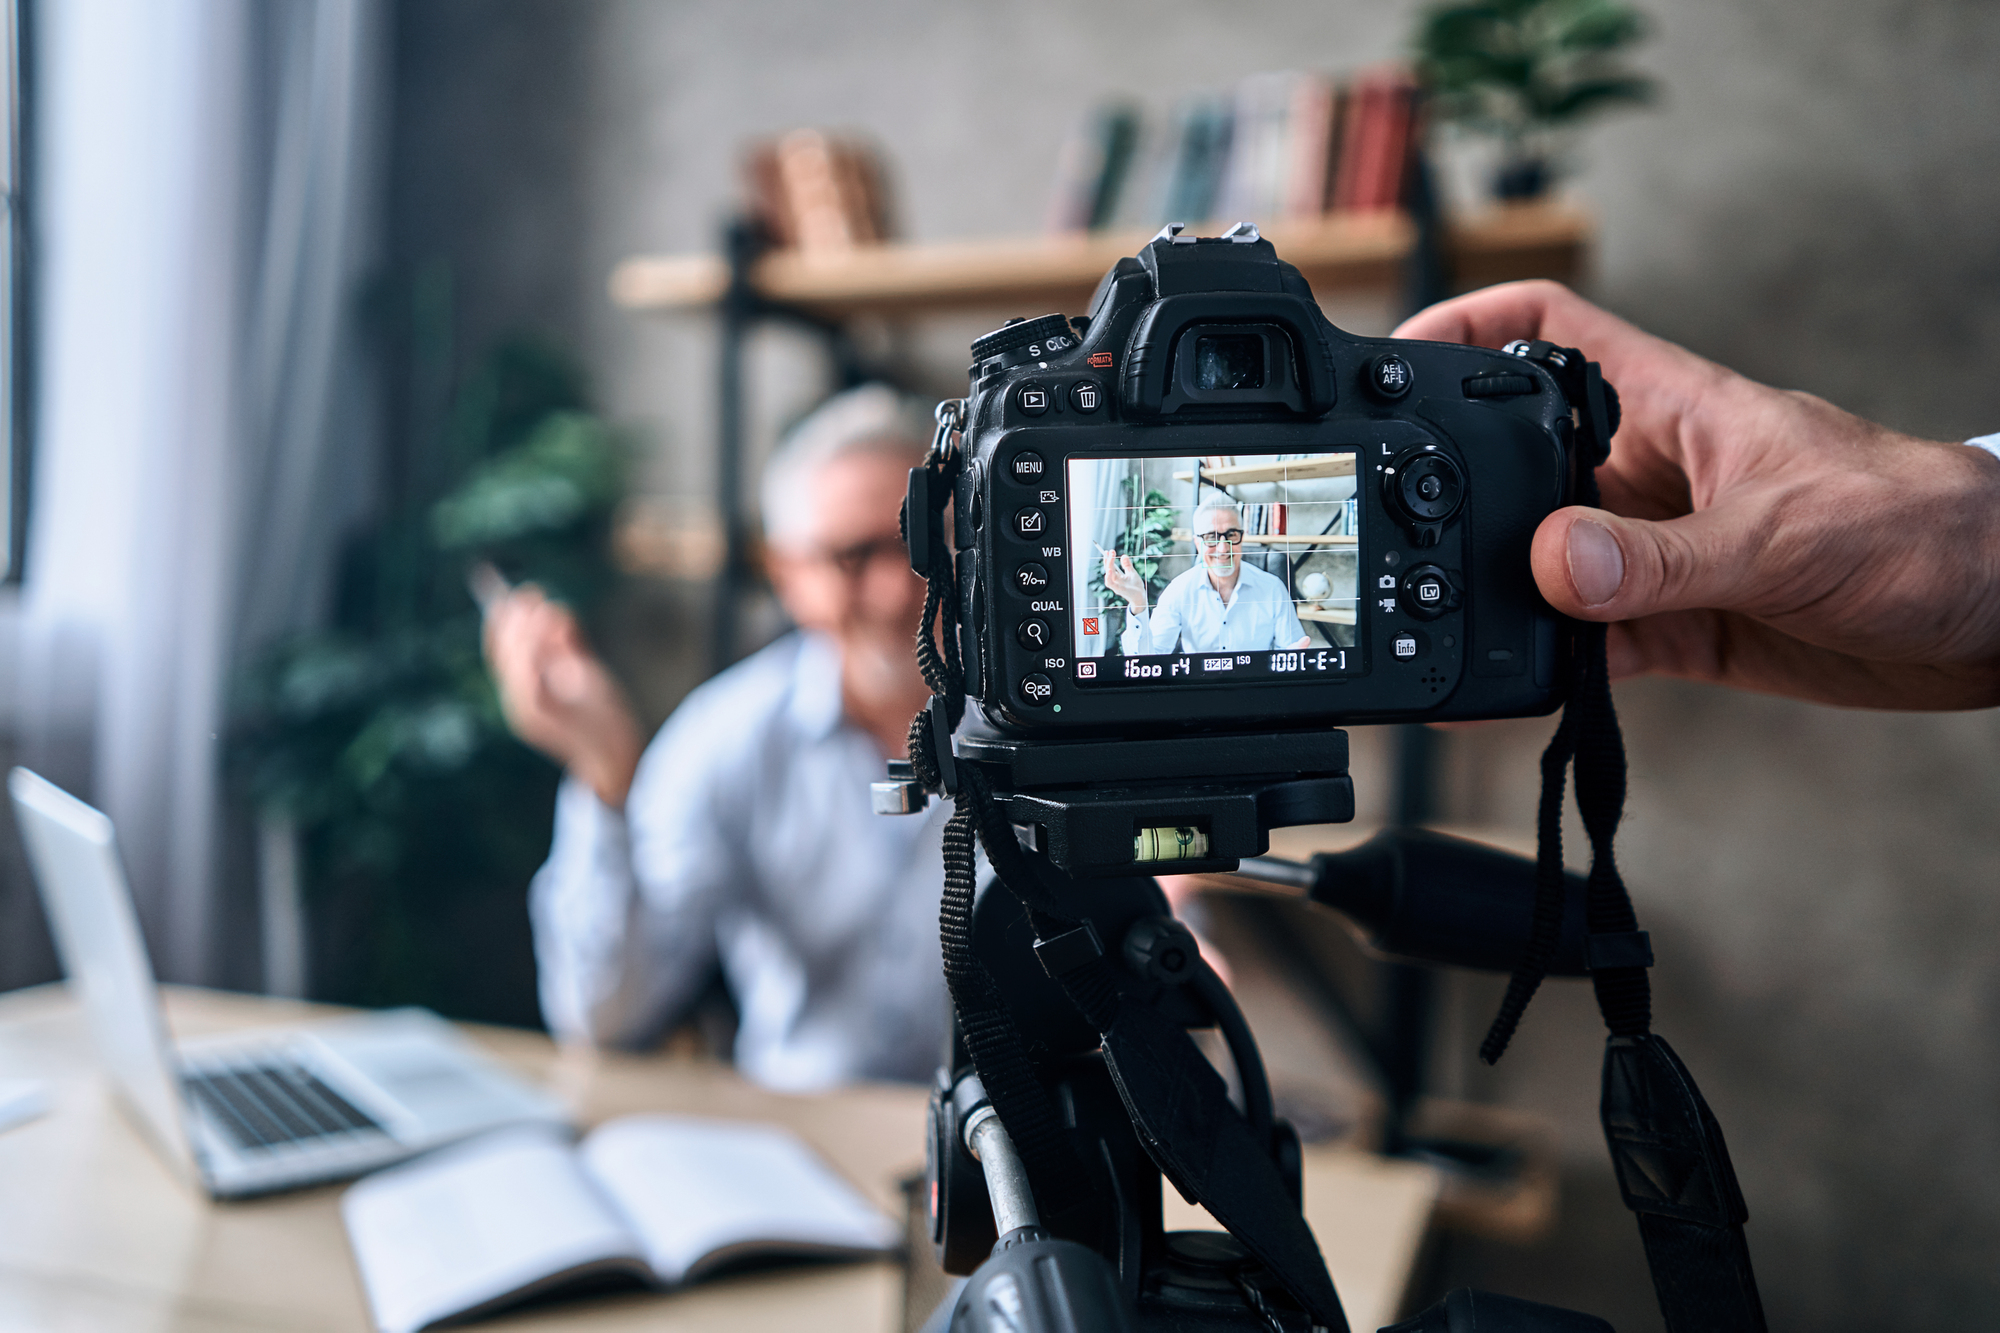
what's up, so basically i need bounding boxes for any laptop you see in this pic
[9,767,568,1198]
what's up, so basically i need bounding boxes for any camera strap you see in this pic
[1479,346,1766,1333]
[905,402,1350,1331]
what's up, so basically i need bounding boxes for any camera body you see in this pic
[957,227,1585,737]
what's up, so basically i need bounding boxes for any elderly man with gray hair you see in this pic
[1104,498,1313,656]
[483,385,948,1089]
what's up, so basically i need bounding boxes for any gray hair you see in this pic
[759,384,932,545]
[1191,499,1242,535]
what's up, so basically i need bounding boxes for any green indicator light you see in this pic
[1053,704,1062,712]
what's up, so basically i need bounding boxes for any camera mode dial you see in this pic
[972,314,1078,367]
[1385,445,1465,548]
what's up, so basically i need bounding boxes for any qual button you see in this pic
[1016,618,1051,650]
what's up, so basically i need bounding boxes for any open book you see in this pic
[341,1115,900,1333]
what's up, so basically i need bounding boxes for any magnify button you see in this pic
[1016,618,1051,650]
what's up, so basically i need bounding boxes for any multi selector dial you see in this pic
[1385,445,1465,548]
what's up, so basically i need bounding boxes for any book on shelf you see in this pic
[1046,103,1140,234]
[341,1116,898,1333]
[1086,66,1420,235]
[741,130,895,253]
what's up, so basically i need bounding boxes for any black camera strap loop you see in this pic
[1480,348,1766,1333]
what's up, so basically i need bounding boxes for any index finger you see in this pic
[1392,279,1630,356]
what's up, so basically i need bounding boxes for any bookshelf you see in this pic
[1170,530,1357,548]
[609,203,1589,319]
[1172,457,1358,486]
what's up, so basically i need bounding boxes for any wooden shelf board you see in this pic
[610,204,1589,319]
[1170,529,1357,547]
[1298,606,1358,625]
[1172,456,1357,485]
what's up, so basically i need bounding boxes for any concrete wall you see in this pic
[392,1,2000,1325]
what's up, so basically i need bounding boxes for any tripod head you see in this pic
[885,728,1627,1332]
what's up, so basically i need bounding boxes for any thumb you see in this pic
[1532,505,1762,621]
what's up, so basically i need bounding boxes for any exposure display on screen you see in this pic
[1067,451,1361,688]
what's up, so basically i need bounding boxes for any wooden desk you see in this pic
[0,986,1437,1333]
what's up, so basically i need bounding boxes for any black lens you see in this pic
[1194,335,1264,390]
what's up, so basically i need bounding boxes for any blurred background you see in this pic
[0,1,1997,1328]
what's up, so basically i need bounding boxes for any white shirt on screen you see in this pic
[529,632,950,1091]
[1118,560,1309,656]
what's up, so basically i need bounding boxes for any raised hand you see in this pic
[483,585,645,806]
[1102,549,1151,613]
[1395,281,2000,710]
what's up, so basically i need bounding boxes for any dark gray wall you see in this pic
[381,1,2000,1325]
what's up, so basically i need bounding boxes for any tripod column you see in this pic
[965,1104,1041,1236]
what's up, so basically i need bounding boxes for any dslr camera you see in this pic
[961,223,1587,741]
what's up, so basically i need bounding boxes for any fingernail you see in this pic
[1567,519,1625,607]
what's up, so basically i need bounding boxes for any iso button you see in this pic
[1014,507,1048,539]
[1018,673,1055,707]
[1016,383,1051,417]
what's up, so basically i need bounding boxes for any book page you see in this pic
[579,1114,898,1285]
[341,1124,650,1333]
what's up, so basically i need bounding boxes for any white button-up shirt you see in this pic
[1118,561,1309,656]
[529,632,950,1090]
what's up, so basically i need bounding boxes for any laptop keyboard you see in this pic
[183,1059,387,1152]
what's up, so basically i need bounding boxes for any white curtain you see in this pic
[16,0,384,985]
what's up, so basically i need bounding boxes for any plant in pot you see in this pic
[1414,0,1656,202]
[229,332,627,1025]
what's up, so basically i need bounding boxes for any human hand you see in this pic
[1102,550,1150,612]
[1394,281,2000,709]
[482,586,644,806]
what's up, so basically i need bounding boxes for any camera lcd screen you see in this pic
[1067,451,1360,688]
[1193,334,1265,390]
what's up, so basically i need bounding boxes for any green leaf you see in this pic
[431,412,626,550]
[1544,75,1655,120]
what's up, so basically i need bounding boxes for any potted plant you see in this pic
[230,335,627,1024]
[1413,0,1656,201]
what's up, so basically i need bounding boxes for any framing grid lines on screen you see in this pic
[1068,452,1360,668]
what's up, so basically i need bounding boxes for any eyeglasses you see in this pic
[1194,529,1244,548]
[816,535,909,578]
